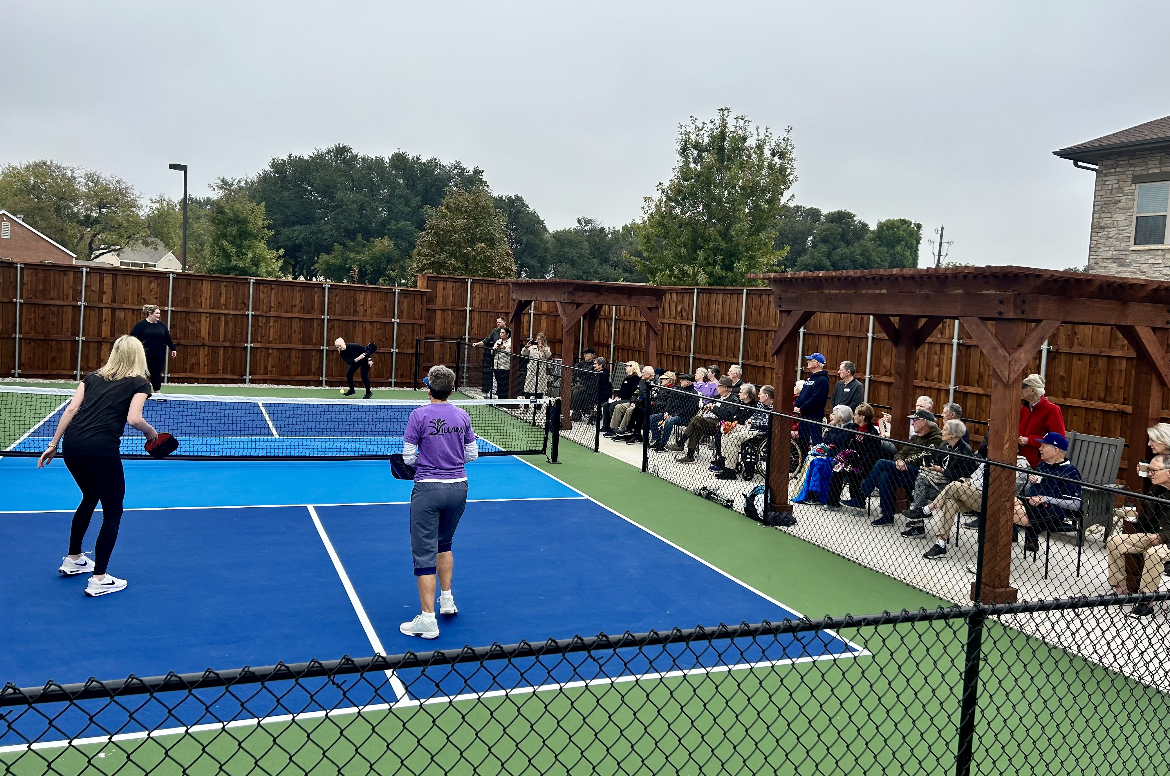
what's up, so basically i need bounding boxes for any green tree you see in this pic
[410,188,516,278]
[196,181,284,277]
[782,209,922,272]
[633,108,796,286]
[315,236,407,285]
[0,160,146,260]
[548,218,645,282]
[145,195,215,270]
[868,218,922,268]
[246,145,485,278]
[493,194,551,278]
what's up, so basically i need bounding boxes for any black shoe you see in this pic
[625,436,640,445]
[743,465,756,479]
[923,544,947,560]
[1024,534,1039,554]
[963,518,980,530]
[676,453,696,464]
[842,497,866,509]
[342,389,356,397]
[871,515,894,527]
[714,468,738,480]
[708,458,725,472]
[1164,562,1170,577]
[901,508,925,522]
[1130,603,1155,618]
[363,391,373,399]
[901,522,925,538]
[651,445,666,453]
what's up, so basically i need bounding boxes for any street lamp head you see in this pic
[168,163,187,171]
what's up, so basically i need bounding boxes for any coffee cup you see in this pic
[1139,460,1150,477]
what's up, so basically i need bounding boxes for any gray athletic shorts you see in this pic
[409,480,469,576]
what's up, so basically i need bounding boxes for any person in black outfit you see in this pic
[334,337,374,398]
[39,334,159,597]
[471,316,507,395]
[129,304,176,392]
[603,361,642,435]
[827,403,881,509]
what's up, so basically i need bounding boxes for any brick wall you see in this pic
[1087,149,1170,278]
[0,214,75,265]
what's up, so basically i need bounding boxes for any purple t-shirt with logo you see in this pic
[403,402,478,480]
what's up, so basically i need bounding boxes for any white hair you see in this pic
[943,419,967,439]
[831,405,854,425]
[917,395,934,410]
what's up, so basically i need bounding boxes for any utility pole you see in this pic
[936,225,944,268]
[928,225,953,268]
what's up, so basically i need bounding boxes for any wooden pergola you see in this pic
[507,279,666,428]
[752,267,1170,603]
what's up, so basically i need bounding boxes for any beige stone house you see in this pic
[1055,115,1170,278]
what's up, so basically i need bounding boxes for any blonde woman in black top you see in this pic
[39,335,159,597]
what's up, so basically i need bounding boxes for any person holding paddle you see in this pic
[398,364,478,640]
[38,335,159,597]
[335,338,377,398]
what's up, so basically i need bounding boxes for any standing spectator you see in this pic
[521,332,552,398]
[1018,374,1066,468]
[1013,432,1081,554]
[602,361,641,435]
[843,409,943,526]
[471,316,507,396]
[491,327,512,399]
[130,304,177,392]
[826,403,881,509]
[794,353,830,450]
[830,361,863,413]
[1107,453,1170,616]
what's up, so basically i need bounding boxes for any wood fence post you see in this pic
[12,263,21,378]
[737,288,747,371]
[321,283,330,387]
[688,288,698,375]
[165,273,174,384]
[245,278,254,384]
[391,286,399,388]
[863,315,874,402]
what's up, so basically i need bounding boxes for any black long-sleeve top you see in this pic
[129,320,174,359]
[338,343,369,366]
[614,374,640,401]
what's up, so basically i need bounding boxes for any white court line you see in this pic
[306,505,408,702]
[0,651,853,756]
[0,496,586,516]
[508,454,872,659]
[256,403,279,437]
[5,398,70,452]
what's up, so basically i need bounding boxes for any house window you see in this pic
[1135,181,1169,246]
[0,221,9,239]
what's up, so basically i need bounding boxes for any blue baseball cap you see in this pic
[805,353,826,365]
[1039,432,1068,451]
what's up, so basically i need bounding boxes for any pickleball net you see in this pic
[0,386,557,460]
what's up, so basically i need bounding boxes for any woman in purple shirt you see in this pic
[399,365,479,640]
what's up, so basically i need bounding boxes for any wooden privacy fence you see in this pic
[3,263,1167,452]
[0,262,426,387]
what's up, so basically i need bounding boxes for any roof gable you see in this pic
[0,210,78,258]
[1054,115,1170,162]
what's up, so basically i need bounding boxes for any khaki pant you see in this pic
[931,480,982,540]
[723,427,763,469]
[1106,533,1170,593]
[611,402,636,432]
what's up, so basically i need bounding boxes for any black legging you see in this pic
[346,361,371,393]
[64,456,126,575]
[146,355,166,391]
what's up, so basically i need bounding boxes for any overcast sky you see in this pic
[4,1,1168,269]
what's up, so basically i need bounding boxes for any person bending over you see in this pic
[335,337,374,398]
[399,365,479,640]
[39,335,159,597]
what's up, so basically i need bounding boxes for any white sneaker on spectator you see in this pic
[400,613,439,639]
[439,592,458,615]
[85,574,127,597]
[59,553,93,576]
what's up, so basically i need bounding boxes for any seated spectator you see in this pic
[716,385,774,479]
[694,367,718,398]
[1019,374,1066,468]
[728,365,743,394]
[827,403,881,508]
[651,374,700,451]
[941,402,970,446]
[1013,432,1081,554]
[675,377,739,463]
[794,354,830,451]
[589,358,612,416]
[901,419,976,539]
[920,451,987,559]
[613,365,655,438]
[843,409,943,526]
[569,349,598,419]
[602,361,640,435]
[878,395,933,459]
[793,404,854,501]
[1107,453,1170,616]
[831,361,863,412]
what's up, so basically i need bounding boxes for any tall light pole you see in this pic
[168,163,188,271]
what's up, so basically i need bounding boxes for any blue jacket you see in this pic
[795,371,830,420]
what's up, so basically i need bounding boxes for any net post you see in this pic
[413,338,421,390]
[549,397,561,463]
[953,606,987,776]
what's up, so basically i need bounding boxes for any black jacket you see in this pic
[614,374,640,401]
[594,371,613,403]
[932,439,978,483]
[844,421,882,471]
[659,385,700,421]
[830,378,863,412]
[1140,484,1170,544]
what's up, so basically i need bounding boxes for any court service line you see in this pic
[256,402,279,437]
[0,496,586,515]
[307,505,408,702]
[5,398,70,452]
[509,455,871,657]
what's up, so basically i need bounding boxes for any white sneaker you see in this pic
[439,593,458,615]
[59,553,94,576]
[400,614,439,639]
[85,574,127,597]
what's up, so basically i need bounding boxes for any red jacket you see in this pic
[1019,396,1066,467]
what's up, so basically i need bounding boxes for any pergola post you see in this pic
[583,306,600,353]
[889,315,920,441]
[558,309,582,430]
[1119,326,1170,492]
[768,309,815,519]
